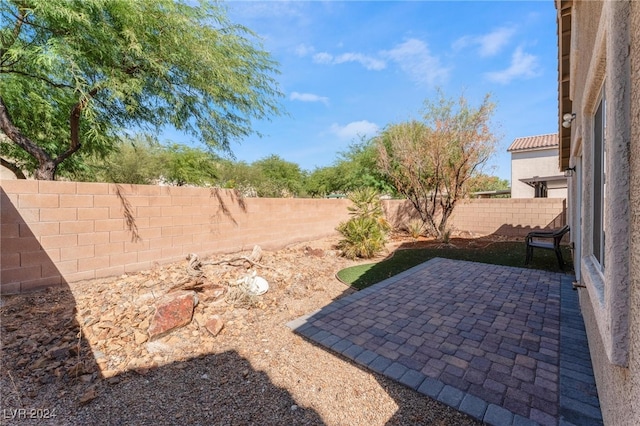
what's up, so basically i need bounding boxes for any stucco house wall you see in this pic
[557,0,639,424]
[511,148,567,198]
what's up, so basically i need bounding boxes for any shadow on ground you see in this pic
[1,188,101,419]
[67,350,324,425]
[343,236,574,291]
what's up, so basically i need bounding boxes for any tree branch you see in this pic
[0,96,52,165]
[0,157,27,179]
[0,69,74,89]
[54,87,99,166]
[0,7,25,58]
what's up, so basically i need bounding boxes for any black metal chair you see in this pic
[525,225,570,270]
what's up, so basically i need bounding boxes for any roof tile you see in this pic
[507,133,558,152]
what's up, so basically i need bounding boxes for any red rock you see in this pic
[148,292,198,340]
[79,386,97,404]
[205,315,224,336]
[304,247,325,257]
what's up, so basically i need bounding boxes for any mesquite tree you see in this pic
[0,0,282,180]
[376,91,498,240]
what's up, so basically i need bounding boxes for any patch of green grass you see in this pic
[337,242,573,290]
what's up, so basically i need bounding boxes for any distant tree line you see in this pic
[62,134,394,198]
[58,131,507,201]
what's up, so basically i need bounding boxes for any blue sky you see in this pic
[173,1,559,182]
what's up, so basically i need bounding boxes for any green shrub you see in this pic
[337,216,387,259]
[337,188,389,259]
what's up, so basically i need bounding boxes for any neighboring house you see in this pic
[556,1,639,425]
[507,133,567,198]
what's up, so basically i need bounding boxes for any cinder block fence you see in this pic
[1,180,352,294]
[1,180,565,294]
[383,198,566,237]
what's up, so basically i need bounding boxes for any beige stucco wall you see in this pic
[510,148,567,198]
[564,0,639,424]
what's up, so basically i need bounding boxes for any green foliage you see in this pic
[0,0,283,179]
[305,166,339,198]
[467,174,510,196]
[337,216,387,260]
[346,186,388,224]
[93,136,163,184]
[215,159,262,196]
[160,144,219,186]
[68,135,219,186]
[377,89,499,240]
[252,155,306,197]
[215,155,307,198]
[337,188,389,260]
[306,138,394,197]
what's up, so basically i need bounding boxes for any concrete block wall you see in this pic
[451,198,566,236]
[1,180,566,294]
[383,198,566,237]
[1,180,350,294]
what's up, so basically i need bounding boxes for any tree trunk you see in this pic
[1,90,93,181]
[34,160,57,180]
[1,97,59,180]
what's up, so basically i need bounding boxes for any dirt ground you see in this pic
[0,233,509,425]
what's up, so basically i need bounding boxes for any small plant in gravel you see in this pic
[405,219,425,240]
[337,188,390,259]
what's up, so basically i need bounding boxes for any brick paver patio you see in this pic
[287,258,602,426]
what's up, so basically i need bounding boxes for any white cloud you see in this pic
[478,27,517,57]
[453,26,516,57]
[312,52,386,70]
[290,92,329,106]
[295,43,314,57]
[333,53,386,70]
[485,46,540,84]
[330,120,380,140]
[381,38,449,87]
[313,52,334,64]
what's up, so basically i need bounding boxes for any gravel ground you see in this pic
[1,236,481,426]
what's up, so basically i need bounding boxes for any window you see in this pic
[593,94,605,268]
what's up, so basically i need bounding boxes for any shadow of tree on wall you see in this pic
[114,184,141,242]
[1,188,101,415]
[210,187,247,227]
[382,199,423,232]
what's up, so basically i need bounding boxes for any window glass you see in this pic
[593,94,606,268]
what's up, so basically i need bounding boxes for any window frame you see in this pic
[592,93,605,269]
